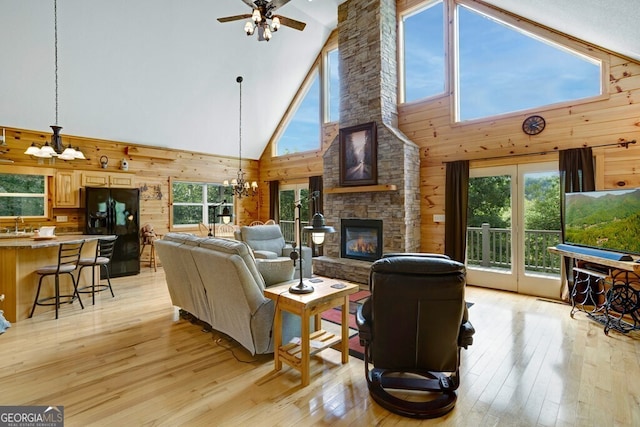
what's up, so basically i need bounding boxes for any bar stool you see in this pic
[30,240,85,319]
[140,223,157,271]
[77,236,117,305]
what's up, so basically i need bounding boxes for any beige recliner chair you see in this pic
[235,224,312,278]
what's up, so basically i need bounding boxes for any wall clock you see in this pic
[522,115,546,135]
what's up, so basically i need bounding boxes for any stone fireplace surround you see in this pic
[312,0,421,284]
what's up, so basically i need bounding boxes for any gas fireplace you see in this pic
[341,219,383,262]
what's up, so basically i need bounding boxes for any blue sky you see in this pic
[277,1,602,154]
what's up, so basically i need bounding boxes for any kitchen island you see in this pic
[0,235,112,322]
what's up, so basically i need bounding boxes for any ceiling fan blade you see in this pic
[217,14,252,23]
[269,0,292,12]
[277,16,306,31]
[240,0,256,8]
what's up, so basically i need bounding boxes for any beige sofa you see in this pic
[155,233,301,355]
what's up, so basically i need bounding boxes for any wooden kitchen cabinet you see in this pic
[81,171,135,188]
[54,170,81,207]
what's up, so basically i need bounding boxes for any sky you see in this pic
[277,1,601,154]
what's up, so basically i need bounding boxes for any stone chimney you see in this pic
[314,0,421,283]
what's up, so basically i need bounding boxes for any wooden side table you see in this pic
[264,279,360,386]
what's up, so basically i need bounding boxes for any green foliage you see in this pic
[172,182,234,226]
[524,175,561,230]
[0,173,45,193]
[0,174,46,217]
[468,175,511,227]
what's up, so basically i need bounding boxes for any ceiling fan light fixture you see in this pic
[271,16,280,31]
[244,21,255,35]
[263,26,272,41]
[252,9,261,23]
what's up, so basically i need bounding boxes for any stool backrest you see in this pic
[58,241,85,272]
[97,237,117,260]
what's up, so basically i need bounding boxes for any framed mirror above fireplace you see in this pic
[341,218,383,262]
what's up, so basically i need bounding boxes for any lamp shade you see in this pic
[303,212,335,245]
[24,143,41,156]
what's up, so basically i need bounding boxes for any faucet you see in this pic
[15,216,23,233]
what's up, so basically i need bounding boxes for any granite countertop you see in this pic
[0,234,113,249]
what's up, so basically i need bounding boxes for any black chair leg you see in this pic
[71,272,84,310]
[30,275,45,318]
[103,265,115,298]
[54,275,60,319]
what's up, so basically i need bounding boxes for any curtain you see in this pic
[308,176,324,256]
[559,147,595,240]
[559,147,595,300]
[268,181,279,223]
[444,160,469,263]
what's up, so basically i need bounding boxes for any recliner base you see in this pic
[366,368,458,419]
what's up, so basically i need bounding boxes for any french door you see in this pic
[466,162,562,298]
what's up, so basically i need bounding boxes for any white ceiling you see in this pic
[0,0,638,160]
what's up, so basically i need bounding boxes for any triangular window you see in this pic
[456,5,601,121]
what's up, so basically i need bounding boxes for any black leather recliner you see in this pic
[356,253,475,418]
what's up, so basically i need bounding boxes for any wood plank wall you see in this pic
[0,128,259,243]
[258,0,640,253]
[2,1,639,256]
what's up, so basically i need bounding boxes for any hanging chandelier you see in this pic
[223,76,258,198]
[25,0,85,163]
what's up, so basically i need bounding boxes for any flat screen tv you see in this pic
[563,188,640,257]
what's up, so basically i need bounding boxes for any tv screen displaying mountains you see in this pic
[564,188,640,255]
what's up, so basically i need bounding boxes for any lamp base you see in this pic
[289,280,314,294]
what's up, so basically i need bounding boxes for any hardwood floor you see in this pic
[1,267,639,426]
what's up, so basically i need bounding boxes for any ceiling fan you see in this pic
[218,0,307,41]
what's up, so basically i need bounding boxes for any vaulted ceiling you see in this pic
[0,0,638,160]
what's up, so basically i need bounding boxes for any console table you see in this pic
[549,246,640,334]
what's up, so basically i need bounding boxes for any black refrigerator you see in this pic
[85,187,140,277]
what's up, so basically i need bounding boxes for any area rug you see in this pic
[320,289,370,360]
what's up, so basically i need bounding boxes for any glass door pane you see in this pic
[467,166,517,292]
[517,163,562,298]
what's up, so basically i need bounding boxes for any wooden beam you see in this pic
[325,184,397,194]
[125,146,178,160]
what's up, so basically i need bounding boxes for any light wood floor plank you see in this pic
[1,267,639,426]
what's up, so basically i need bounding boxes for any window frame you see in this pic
[324,47,340,123]
[170,179,234,230]
[0,171,49,220]
[273,38,339,157]
[451,0,608,124]
[278,182,310,245]
[398,0,609,122]
[398,0,448,105]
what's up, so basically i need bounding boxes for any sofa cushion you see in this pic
[198,237,266,291]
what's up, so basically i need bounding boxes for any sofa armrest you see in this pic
[256,258,295,286]
[253,250,279,259]
[281,245,313,278]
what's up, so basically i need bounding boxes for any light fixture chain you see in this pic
[238,76,242,172]
[54,0,59,126]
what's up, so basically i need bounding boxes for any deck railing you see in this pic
[279,219,309,246]
[467,224,562,274]
[279,221,561,274]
